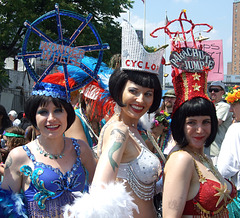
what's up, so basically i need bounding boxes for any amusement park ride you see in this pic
[17,3,109,102]
[17,5,216,97]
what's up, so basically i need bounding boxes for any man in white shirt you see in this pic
[8,110,21,126]
[217,85,240,217]
[205,81,232,165]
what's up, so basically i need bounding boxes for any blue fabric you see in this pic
[0,188,28,217]
[75,108,93,148]
[228,190,240,218]
[22,138,86,211]
[32,82,68,101]
[100,118,106,127]
[58,56,113,90]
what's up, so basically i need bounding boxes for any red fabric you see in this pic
[82,81,116,122]
[42,72,76,88]
[172,70,210,114]
[183,179,237,215]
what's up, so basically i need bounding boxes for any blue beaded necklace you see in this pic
[36,138,65,159]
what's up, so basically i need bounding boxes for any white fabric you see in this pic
[217,122,240,190]
[205,101,232,157]
[215,102,232,148]
[163,134,176,155]
[138,112,155,131]
[155,177,163,194]
[63,182,139,218]
[117,138,160,185]
[12,118,21,127]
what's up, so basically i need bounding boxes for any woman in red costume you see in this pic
[162,69,237,217]
[149,9,237,217]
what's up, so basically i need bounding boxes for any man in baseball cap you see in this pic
[159,89,176,115]
[208,81,225,103]
[205,81,232,165]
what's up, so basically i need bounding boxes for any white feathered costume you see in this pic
[63,182,139,218]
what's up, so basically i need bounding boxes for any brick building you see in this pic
[231,0,240,75]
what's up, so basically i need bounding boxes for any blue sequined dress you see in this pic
[20,138,86,217]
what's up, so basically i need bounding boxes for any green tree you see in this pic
[0,0,133,86]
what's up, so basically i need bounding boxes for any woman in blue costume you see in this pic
[0,74,96,217]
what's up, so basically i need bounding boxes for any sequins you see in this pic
[172,69,210,114]
[21,139,85,210]
[98,121,161,201]
[123,129,160,201]
[20,166,55,210]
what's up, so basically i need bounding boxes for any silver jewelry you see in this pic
[114,104,121,115]
[36,138,65,159]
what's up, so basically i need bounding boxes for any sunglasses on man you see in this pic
[208,88,222,93]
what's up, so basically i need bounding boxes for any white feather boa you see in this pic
[63,182,139,218]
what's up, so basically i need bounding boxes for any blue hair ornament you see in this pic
[32,82,68,101]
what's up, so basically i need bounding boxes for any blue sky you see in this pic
[120,0,233,82]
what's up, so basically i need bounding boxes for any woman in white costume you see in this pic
[64,20,165,218]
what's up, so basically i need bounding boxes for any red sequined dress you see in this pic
[183,159,237,217]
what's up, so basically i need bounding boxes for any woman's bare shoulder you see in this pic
[75,138,89,151]
[104,120,130,135]
[166,149,194,168]
[6,142,32,167]
[65,137,88,151]
[9,141,31,157]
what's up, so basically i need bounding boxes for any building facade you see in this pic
[231,0,240,75]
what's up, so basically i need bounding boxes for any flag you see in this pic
[165,15,169,25]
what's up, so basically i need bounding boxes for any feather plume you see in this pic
[63,182,139,218]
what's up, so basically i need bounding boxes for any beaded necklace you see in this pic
[157,127,171,153]
[36,138,65,159]
[193,151,222,182]
[155,111,172,153]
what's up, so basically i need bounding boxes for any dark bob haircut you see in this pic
[171,97,218,148]
[24,95,75,131]
[0,104,12,132]
[109,68,162,113]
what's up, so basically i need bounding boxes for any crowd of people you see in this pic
[0,12,239,218]
[0,76,238,217]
